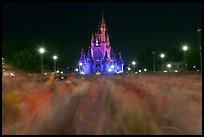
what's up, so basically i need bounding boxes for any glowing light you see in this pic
[81,71,85,75]
[144,69,147,72]
[39,48,45,54]
[160,53,165,58]
[60,71,63,74]
[79,62,83,66]
[75,68,78,72]
[53,55,57,60]
[111,65,114,69]
[182,45,188,51]
[167,64,172,68]
[198,28,201,32]
[108,68,112,72]
[139,70,141,72]
[96,71,101,75]
[135,72,138,74]
[127,67,131,71]
[132,61,136,65]
[10,72,15,77]
[44,73,47,75]
[164,70,167,73]
[56,70,59,73]
[193,66,196,68]
[175,70,178,72]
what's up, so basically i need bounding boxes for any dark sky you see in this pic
[2,2,202,68]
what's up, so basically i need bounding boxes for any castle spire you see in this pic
[80,49,84,59]
[91,31,95,43]
[97,21,101,33]
[87,47,91,58]
[101,10,106,27]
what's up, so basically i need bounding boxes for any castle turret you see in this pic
[78,11,124,75]
[87,47,91,62]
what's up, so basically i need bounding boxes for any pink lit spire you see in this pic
[101,10,106,27]
[91,31,95,43]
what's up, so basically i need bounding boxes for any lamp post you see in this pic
[39,48,45,74]
[53,55,57,74]
[152,51,156,72]
[182,45,188,71]
[198,28,202,72]
[160,53,165,71]
[167,63,172,72]
[132,61,136,72]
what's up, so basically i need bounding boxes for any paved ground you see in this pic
[2,73,202,135]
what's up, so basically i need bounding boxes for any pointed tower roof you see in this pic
[101,10,106,26]
[87,47,91,58]
[97,21,100,33]
[106,28,109,36]
[105,50,109,62]
[80,49,84,59]
[91,31,95,43]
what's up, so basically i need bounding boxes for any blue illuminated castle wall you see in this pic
[78,13,124,75]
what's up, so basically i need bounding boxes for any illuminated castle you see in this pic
[78,12,124,75]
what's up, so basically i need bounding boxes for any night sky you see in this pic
[2,2,202,68]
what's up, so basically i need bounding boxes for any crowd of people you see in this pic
[2,72,202,135]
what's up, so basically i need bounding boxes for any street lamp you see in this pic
[167,63,172,72]
[132,61,136,72]
[167,63,172,68]
[53,55,57,73]
[39,48,45,74]
[152,51,156,72]
[198,28,202,72]
[182,45,188,71]
[132,61,136,66]
[160,53,165,71]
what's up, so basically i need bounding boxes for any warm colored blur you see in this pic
[2,72,202,135]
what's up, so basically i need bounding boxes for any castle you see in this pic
[78,12,124,75]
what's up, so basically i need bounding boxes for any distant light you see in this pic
[164,70,167,73]
[39,48,45,54]
[108,68,112,72]
[75,69,78,72]
[175,70,178,72]
[79,62,83,66]
[56,70,59,73]
[197,70,199,72]
[193,66,196,68]
[3,69,5,72]
[127,67,131,71]
[135,71,138,74]
[139,70,141,72]
[132,61,136,65]
[96,71,101,75]
[198,28,201,32]
[160,53,165,58]
[182,45,188,51]
[60,71,63,74]
[144,69,147,72]
[167,64,172,68]
[53,55,57,60]
[81,71,85,75]
[111,65,114,69]
[61,76,64,79]
[10,72,15,77]
[44,73,47,75]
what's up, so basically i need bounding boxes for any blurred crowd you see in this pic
[2,73,202,135]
